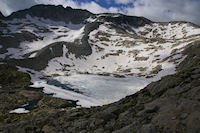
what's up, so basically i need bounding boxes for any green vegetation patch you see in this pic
[0,64,31,88]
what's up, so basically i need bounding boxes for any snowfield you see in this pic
[43,22,200,81]
[0,15,85,59]
[1,14,200,107]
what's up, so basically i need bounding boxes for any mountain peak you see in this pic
[7,4,93,24]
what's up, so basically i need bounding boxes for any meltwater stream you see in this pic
[32,74,149,107]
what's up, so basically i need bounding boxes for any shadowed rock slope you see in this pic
[5,5,92,24]
[0,39,199,133]
[0,12,4,19]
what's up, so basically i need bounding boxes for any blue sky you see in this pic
[0,0,200,25]
[95,0,134,8]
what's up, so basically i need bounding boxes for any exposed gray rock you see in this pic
[139,124,156,133]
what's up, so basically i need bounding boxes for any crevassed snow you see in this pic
[9,108,30,114]
[32,74,149,107]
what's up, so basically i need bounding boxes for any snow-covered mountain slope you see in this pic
[0,5,200,107]
[0,5,200,81]
[44,22,200,80]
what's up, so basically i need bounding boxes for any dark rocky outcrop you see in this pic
[0,31,41,54]
[6,5,93,24]
[0,64,31,88]
[0,41,200,132]
[0,12,4,19]
[97,13,152,28]
[0,64,77,130]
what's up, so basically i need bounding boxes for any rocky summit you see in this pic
[0,4,200,133]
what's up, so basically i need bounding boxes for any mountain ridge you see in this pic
[2,5,199,27]
[0,5,200,80]
[3,5,93,24]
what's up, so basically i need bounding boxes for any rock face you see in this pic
[0,12,4,19]
[0,41,200,133]
[96,13,152,28]
[7,5,93,24]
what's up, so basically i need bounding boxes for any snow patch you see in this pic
[9,108,30,114]
[133,23,200,39]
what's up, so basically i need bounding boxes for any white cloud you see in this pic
[0,0,36,16]
[35,0,79,8]
[115,0,133,4]
[124,0,200,25]
[0,0,120,16]
[108,7,120,13]
[79,1,107,14]
[79,2,123,14]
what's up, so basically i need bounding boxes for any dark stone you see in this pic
[140,124,156,133]
[7,5,93,24]
[0,12,4,19]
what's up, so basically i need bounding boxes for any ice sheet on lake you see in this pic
[32,74,149,108]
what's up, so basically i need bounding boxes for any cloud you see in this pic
[34,0,79,8]
[79,1,107,14]
[0,0,36,15]
[0,0,118,16]
[124,0,200,25]
[115,0,133,4]
[79,2,121,14]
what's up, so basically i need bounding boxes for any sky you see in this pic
[0,0,199,25]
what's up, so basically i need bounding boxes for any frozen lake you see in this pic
[32,74,149,107]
